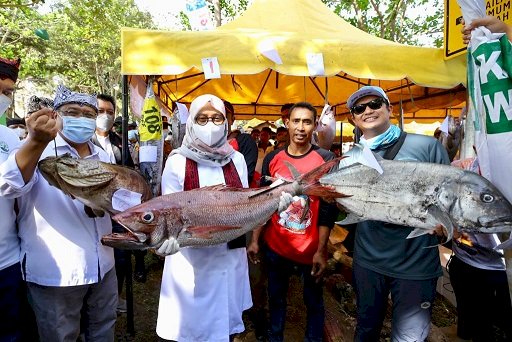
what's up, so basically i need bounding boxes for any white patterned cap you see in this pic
[53,85,98,111]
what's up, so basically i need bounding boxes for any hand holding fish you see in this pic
[156,237,180,256]
[26,108,58,144]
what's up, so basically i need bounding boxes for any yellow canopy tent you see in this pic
[121,0,467,123]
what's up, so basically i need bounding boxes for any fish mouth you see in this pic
[478,216,512,228]
[101,232,148,249]
[112,220,149,243]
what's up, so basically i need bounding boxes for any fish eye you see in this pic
[141,212,154,223]
[481,193,494,203]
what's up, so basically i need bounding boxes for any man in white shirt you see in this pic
[0,55,38,341]
[1,84,117,341]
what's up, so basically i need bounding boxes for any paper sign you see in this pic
[112,188,143,212]
[139,145,158,163]
[176,102,190,124]
[306,53,325,76]
[361,146,384,174]
[202,57,221,79]
[186,0,212,31]
[440,116,450,134]
[258,40,283,64]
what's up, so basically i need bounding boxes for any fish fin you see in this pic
[185,225,241,239]
[406,228,431,239]
[335,213,364,225]
[298,156,345,185]
[303,184,350,199]
[427,205,454,243]
[84,205,105,218]
[495,237,512,250]
[284,161,302,180]
[59,170,116,188]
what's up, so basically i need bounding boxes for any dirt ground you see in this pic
[115,253,461,342]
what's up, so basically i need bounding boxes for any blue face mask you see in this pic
[60,115,96,144]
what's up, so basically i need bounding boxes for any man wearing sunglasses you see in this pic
[345,86,450,342]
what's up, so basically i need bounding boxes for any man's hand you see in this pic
[462,16,512,44]
[311,250,327,282]
[155,237,180,256]
[247,240,260,264]
[26,108,58,144]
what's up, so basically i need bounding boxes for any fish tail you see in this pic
[299,156,349,199]
[303,183,349,199]
[298,156,345,185]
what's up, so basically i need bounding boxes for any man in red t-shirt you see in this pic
[247,102,338,342]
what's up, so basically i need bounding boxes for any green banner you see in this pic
[471,36,512,134]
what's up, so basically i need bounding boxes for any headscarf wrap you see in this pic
[53,84,98,111]
[171,94,235,167]
[0,57,21,82]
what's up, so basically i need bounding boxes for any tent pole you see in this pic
[121,75,135,337]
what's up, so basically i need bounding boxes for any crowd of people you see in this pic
[0,14,511,342]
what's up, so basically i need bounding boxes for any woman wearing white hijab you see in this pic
[156,94,252,341]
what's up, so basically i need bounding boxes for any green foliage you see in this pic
[0,0,44,8]
[0,0,154,97]
[321,0,443,47]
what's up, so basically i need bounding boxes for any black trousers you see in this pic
[448,255,512,342]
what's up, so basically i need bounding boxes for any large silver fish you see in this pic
[102,158,346,250]
[38,154,152,216]
[436,115,463,161]
[320,146,512,242]
[170,106,187,150]
[312,104,336,150]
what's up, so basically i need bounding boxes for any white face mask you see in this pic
[12,127,26,139]
[194,122,225,146]
[0,94,12,115]
[96,114,114,132]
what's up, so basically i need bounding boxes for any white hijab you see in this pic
[171,94,235,167]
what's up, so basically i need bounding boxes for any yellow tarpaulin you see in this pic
[121,0,467,122]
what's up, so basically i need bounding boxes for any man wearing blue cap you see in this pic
[1,84,117,340]
[345,86,449,342]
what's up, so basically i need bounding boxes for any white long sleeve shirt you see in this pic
[0,134,114,286]
[0,125,33,271]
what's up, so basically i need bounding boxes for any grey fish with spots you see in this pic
[320,146,512,242]
[38,153,152,216]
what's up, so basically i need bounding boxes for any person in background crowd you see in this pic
[155,94,252,341]
[247,102,338,342]
[274,126,289,149]
[255,126,273,176]
[7,116,27,140]
[0,55,38,341]
[279,103,294,127]
[343,86,449,342]
[250,128,260,143]
[91,94,147,312]
[224,100,257,185]
[2,84,118,341]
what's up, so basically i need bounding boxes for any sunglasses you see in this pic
[350,98,387,115]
